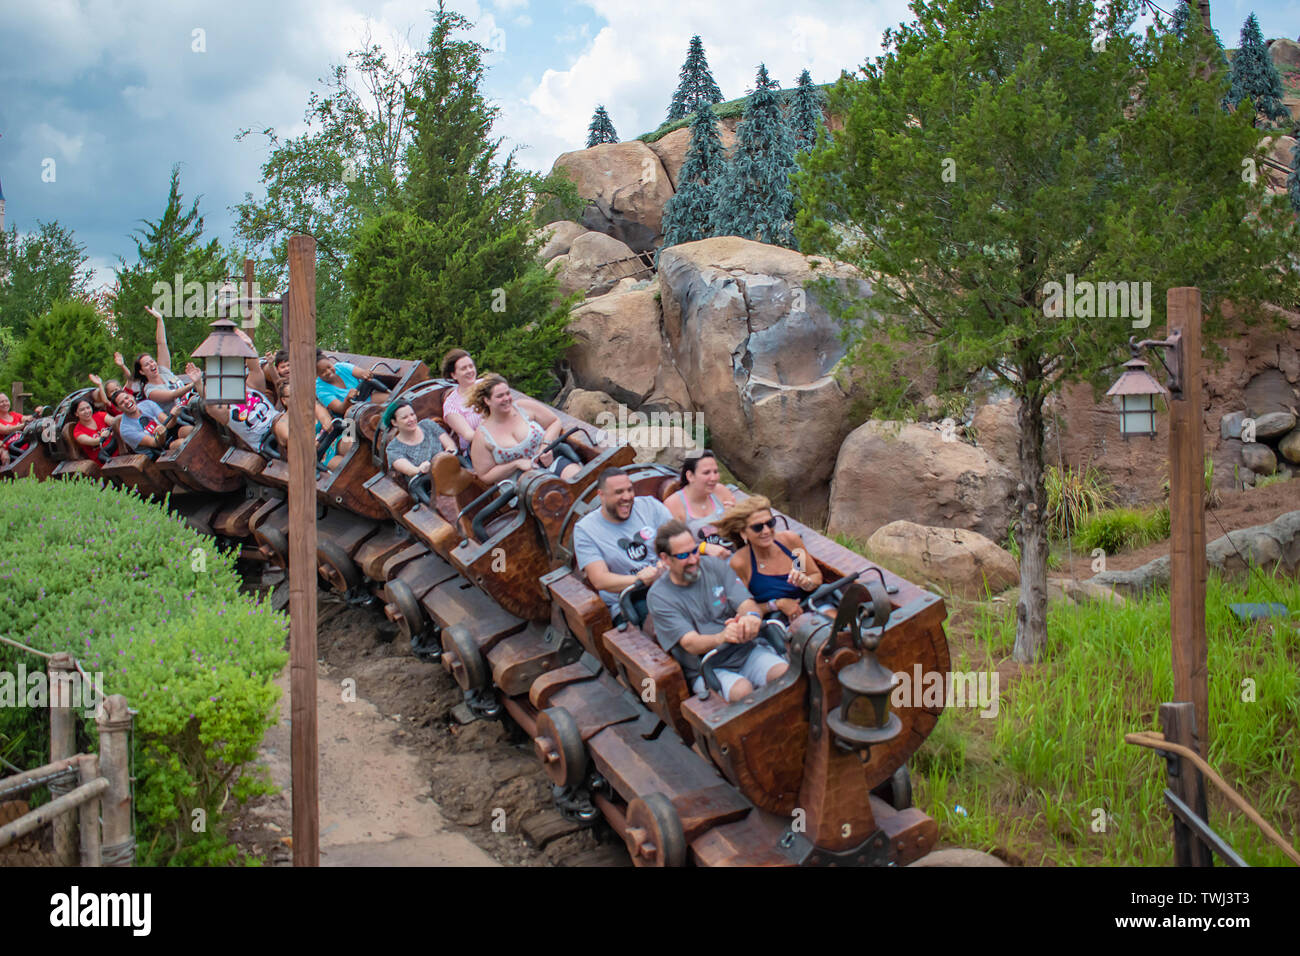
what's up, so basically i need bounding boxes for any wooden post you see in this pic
[77,753,102,867]
[243,258,256,333]
[12,381,31,415]
[1166,288,1208,751]
[47,653,78,866]
[287,234,320,867]
[97,694,133,866]
[1161,702,1213,866]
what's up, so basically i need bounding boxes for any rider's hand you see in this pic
[419,461,431,474]
[722,619,746,644]
[635,563,661,586]
[738,613,761,640]
[538,450,554,467]
[703,542,730,558]
[515,458,535,471]
[774,598,803,619]
[113,351,125,366]
[346,388,359,402]
[89,373,102,386]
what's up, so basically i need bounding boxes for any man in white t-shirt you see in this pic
[572,467,728,624]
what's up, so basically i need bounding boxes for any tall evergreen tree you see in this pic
[789,70,825,150]
[347,2,573,396]
[713,64,797,248]
[666,36,724,122]
[1226,13,1289,126]
[1170,1,1190,38]
[586,105,619,147]
[114,166,226,358]
[660,103,728,250]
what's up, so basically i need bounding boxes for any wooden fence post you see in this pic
[47,653,78,866]
[1161,702,1213,867]
[97,694,134,866]
[78,753,102,867]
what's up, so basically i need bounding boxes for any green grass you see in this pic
[912,571,1300,865]
[1072,505,1171,554]
[1255,471,1293,490]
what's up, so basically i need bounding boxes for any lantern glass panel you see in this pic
[1120,394,1155,437]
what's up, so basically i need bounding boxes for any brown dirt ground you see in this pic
[231,590,630,868]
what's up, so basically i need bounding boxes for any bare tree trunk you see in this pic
[1197,2,1212,37]
[1012,389,1049,663]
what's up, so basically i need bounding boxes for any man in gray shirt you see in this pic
[573,468,730,622]
[647,519,787,702]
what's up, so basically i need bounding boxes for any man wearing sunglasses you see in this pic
[647,519,788,703]
[574,467,728,623]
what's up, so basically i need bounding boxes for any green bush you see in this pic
[0,478,287,865]
[1073,505,1171,554]
[1045,465,1113,540]
[0,299,114,408]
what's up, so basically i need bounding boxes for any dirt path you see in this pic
[233,590,629,868]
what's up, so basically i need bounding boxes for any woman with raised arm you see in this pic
[468,374,582,484]
[123,307,200,413]
[717,495,822,622]
[665,450,736,547]
[439,349,482,459]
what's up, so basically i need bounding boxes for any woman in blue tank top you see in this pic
[717,495,823,620]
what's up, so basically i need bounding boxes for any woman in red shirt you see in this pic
[0,392,34,466]
[71,398,118,464]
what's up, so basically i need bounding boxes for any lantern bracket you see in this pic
[1131,332,1184,400]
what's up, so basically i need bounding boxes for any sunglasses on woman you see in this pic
[749,517,777,534]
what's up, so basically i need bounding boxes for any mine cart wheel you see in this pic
[441,625,487,691]
[534,706,586,789]
[385,579,425,644]
[259,527,288,567]
[624,792,686,868]
[317,540,362,593]
[875,763,913,812]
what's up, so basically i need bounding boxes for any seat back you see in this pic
[62,422,86,461]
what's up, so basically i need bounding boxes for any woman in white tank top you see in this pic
[666,450,735,547]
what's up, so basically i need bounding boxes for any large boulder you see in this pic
[1254,410,1297,440]
[561,388,620,426]
[553,232,637,298]
[1269,37,1300,73]
[1241,442,1277,475]
[866,521,1018,600]
[657,238,870,523]
[828,421,1018,544]
[1263,135,1297,190]
[551,142,674,253]
[971,399,1020,470]
[566,287,663,405]
[536,221,588,262]
[1280,426,1300,465]
[647,118,739,190]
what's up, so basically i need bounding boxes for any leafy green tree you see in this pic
[586,105,619,146]
[796,0,1299,662]
[114,167,226,360]
[0,221,92,337]
[1226,13,1289,126]
[1,299,114,406]
[666,36,724,122]
[788,70,825,150]
[661,103,728,250]
[714,64,797,248]
[347,2,574,396]
[234,42,420,351]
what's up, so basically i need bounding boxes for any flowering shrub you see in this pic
[0,477,287,865]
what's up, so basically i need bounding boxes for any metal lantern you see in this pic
[191,318,257,403]
[822,580,902,758]
[215,277,239,319]
[1106,355,1167,439]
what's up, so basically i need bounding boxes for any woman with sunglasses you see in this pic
[716,495,822,621]
[665,451,735,547]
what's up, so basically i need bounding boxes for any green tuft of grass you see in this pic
[1073,506,1170,555]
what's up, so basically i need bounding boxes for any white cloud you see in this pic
[31,124,86,162]
[495,0,908,171]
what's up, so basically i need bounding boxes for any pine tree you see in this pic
[789,70,825,151]
[1227,13,1289,126]
[347,2,572,396]
[586,106,619,147]
[114,166,226,358]
[713,64,797,248]
[666,36,724,122]
[660,103,728,250]
[0,299,114,406]
[1170,1,1190,38]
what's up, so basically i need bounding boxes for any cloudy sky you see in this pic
[1,0,1294,291]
